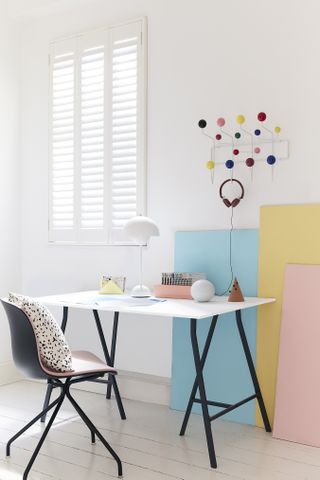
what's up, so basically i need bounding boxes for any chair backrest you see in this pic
[1,299,50,380]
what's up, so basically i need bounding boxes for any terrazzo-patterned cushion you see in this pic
[8,292,73,373]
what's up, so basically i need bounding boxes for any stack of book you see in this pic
[154,272,206,299]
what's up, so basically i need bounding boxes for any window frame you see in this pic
[48,17,147,246]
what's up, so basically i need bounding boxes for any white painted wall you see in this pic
[19,0,320,378]
[0,1,21,368]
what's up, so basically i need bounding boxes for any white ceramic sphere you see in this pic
[191,280,215,302]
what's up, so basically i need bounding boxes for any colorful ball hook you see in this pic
[267,155,276,165]
[236,115,245,125]
[257,112,267,122]
[274,126,281,134]
[206,160,215,170]
[236,115,246,125]
[235,132,241,139]
[254,147,261,154]
[233,149,239,155]
[246,157,255,167]
[216,134,222,140]
[254,129,261,136]
[225,160,234,169]
[217,117,225,127]
[198,119,207,128]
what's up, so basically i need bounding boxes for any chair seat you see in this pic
[42,350,117,378]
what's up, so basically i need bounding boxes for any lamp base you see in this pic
[130,284,152,297]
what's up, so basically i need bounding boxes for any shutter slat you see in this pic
[112,159,137,167]
[113,140,136,149]
[81,160,104,168]
[112,110,136,120]
[112,125,136,134]
[81,190,104,198]
[113,133,136,141]
[81,153,104,160]
[112,164,136,173]
[112,151,136,159]
[112,117,137,127]
[113,203,136,211]
[82,137,104,146]
[113,188,136,195]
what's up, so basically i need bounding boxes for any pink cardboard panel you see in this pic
[273,264,320,446]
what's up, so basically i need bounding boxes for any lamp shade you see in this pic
[124,215,159,244]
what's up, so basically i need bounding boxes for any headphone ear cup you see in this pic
[231,198,240,208]
[223,198,231,208]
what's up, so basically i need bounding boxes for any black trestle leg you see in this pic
[93,310,126,420]
[235,309,272,432]
[106,312,119,399]
[180,315,218,436]
[66,388,122,477]
[190,318,217,469]
[23,393,66,480]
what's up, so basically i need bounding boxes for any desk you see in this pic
[38,291,275,469]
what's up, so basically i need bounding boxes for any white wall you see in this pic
[20,0,320,378]
[0,1,21,368]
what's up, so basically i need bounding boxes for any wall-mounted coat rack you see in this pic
[199,113,289,182]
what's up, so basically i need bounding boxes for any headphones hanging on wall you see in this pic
[219,178,245,208]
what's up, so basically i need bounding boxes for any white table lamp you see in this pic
[124,215,159,297]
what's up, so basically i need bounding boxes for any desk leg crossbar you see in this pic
[41,307,126,423]
[180,310,271,469]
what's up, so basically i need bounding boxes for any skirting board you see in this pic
[29,370,171,406]
[0,361,22,386]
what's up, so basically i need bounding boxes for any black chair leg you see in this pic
[66,391,96,444]
[23,393,65,480]
[66,389,122,477]
[6,393,63,456]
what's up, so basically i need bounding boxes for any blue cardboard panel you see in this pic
[171,229,259,424]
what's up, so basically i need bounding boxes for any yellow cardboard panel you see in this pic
[257,204,320,427]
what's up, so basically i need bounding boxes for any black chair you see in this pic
[1,299,123,480]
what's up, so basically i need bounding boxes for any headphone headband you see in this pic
[219,178,245,208]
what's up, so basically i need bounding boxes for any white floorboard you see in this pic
[0,381,319,479]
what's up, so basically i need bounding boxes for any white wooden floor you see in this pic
[0,382,319,480]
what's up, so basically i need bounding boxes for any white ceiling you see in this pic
[8,0,93,21]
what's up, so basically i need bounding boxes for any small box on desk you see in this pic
[153,284,192,299]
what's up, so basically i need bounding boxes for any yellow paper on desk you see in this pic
[99,280,123,295]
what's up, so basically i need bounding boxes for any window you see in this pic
[49,18,147,244]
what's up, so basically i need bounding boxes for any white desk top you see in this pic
[37,291,275,320]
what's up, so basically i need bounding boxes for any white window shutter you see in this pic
[49,39,76,242]
[108,20,147,244]
[49,18,147,244]
[79,40,107,242]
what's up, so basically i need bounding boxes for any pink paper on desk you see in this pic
[273,264,320,446]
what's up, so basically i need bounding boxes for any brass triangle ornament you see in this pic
[228,277,245,302]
